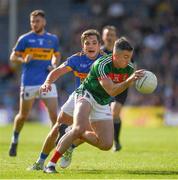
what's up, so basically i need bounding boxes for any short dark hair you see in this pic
[114,37,133,52]
[81,29,101,45]
[30,9,45,18]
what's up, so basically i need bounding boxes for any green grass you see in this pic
[0,123,178,179]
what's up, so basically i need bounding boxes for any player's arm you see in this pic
[40,63,71,93]
[10,35,32,64]
[10,51,32,64]
[49,35,61,70]
[48,52,61,71]
[46,63,71,84]
[52,52,61,68]
[99,69,144,97]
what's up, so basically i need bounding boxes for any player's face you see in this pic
[30,15,46,34]
[102,29,117,46]
[113,50,133,68]
[82,35,100,59]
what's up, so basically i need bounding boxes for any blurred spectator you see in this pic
[107,1,125,18]
[0,62,14,82]
[0,0,8,15]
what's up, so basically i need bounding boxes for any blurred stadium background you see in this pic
[0,0,178,126]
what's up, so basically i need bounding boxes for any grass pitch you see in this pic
[0,122,178,179]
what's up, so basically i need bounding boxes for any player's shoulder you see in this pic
[98,53,112,63]
[94,54,112,68]
[128,62,135,70]
[45,32,58,40]
[18,31,33,41]
[68,51,84,59]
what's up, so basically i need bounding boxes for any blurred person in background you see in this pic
[28,29,105,170]
[102,25,134,151]
[9,9,61,157]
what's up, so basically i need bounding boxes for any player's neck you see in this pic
[105,44,114,52]
[84,50,99,60]
[32,29,45,35]
[88,54,99,60]
[112,56,121,69]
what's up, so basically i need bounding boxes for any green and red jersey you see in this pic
[77,54,134,105]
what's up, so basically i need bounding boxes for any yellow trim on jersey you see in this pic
[66,66,72,71]
[74,71,88,79]
[54,52,60,57]
[23,48,54,60]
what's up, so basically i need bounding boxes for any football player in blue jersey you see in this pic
[9,10,61,157]
[28,29,104,170]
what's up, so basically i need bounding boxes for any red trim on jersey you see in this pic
[98,73,129,83]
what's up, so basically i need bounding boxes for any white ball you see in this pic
[135,70,157,94]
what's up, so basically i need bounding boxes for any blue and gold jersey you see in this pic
[14,31,60,86]
[64,51,104,88]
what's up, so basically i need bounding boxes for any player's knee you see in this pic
[113,117,121,123]
[112,109,121,119]
[112,104,122,118]
[99,140,113,151]
[72,125,85,138]
[16,113,28,121]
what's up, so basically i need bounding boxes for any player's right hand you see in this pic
[24,54,33,63]
[39,82,52,94]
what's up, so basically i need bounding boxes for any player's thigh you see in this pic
[56,111,73,125]
[42,97,58,115]
[73,99,91,129]
[41,83,58,116]
[19,96,35,116]
[91,120,114,144]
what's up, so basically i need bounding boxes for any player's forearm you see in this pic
[109,79,133,96]
[10,53,23,64]
[45,69,62,84]
[45,64,70,84]
[52,54,61,68]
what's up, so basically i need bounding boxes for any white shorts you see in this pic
[61,90,112,122]
[20,84,58,100]
[61,92,75,117]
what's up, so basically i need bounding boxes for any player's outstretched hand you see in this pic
[39,82,52,94]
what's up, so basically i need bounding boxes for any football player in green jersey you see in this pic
[44,37,145,173]
[102,25,134,151]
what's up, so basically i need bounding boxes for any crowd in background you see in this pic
[0,0,178,122]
